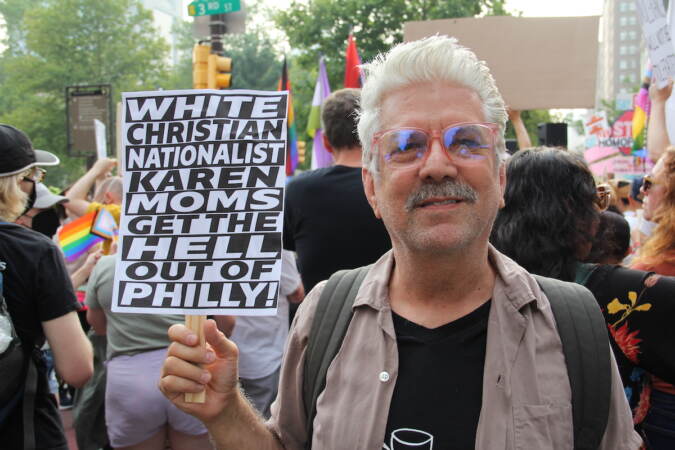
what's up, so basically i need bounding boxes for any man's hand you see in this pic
[91,158,117,179]
[159,319,241,425]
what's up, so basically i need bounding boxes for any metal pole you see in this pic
[209,14,227,55]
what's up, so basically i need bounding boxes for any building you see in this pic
[597,0,646,108]
[140,0,184,66]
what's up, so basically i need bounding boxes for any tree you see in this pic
[505,109,552,148]
[272,0,508,167]
[0,0,170,185]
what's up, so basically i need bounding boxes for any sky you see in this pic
[505,0,603,17]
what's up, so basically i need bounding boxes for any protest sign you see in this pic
[584,111,651,177]
[584,111,610,148]
[637,0,675,88]
[403,16,599,110]
[112,89,288,316]
[94,119,107,160]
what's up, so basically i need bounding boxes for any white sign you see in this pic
[112,89,288,316]
[94,119,107,161]
[637,0,675,87]
[583,111,610,148]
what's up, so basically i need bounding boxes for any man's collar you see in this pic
[353,245,542,313]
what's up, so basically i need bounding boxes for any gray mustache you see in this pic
[405,181,478,211]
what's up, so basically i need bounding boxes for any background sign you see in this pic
[404,16,599,110]
[66,85,112,157]
[637,0,675,88]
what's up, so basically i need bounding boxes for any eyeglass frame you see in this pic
[642,175,657,193]
[371,122,500,170]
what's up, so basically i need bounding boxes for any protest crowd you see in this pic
[3,6,675,450]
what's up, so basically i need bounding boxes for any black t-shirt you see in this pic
[383,301,491,450]
[283,165,391,293]
[0,222,79,449]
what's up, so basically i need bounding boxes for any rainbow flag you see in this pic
[278,57,298,175]
[58,211,104,262]
[632,65,652,154]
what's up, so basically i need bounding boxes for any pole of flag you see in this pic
[278,57,299,176]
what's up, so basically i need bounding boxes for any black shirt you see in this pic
[0,222,79,449]
[283,165,391,292]
[383,301,491,450]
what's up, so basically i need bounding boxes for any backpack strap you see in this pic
[303,266,370,449]
[534,275,611,450]
[22,351,38,450]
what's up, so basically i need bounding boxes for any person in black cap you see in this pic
[0,124,93,449]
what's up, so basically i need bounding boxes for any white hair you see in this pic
[358,35,508,174]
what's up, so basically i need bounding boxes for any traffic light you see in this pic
[297,141,306,164]
[208,53,232,89]
[193,44,210,89]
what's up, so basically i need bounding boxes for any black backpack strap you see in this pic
[534,275,611,450]
[22,352,39,450]
[303,266,370,449]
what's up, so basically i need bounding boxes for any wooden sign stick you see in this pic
[184,314,207,403]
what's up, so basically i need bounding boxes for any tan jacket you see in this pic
[267,247,642,449]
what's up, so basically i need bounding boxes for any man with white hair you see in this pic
[158,36,642,449]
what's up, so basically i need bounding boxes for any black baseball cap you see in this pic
[0,124,60,177]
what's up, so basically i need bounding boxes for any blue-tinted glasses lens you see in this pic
[443,125,490,159]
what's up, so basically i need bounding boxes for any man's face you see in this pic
[642,158,667,222]
[362,80,505,255]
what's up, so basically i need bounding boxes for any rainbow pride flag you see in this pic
[58,211,104,262]
[632,65,652,154]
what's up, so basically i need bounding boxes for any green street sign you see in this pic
[188,0,241,17]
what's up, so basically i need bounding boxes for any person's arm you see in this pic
[159,320,284,449]
[287,285,305,304]
[508,109,532,151]
[86,308,107,336]
[64,158,117,216]
[647,80,673,162]
[70,249,102,289]
[42,311,93,387]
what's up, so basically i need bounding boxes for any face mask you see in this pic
[20,180,37,217]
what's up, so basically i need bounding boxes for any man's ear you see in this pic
[362,168,381,218]
[498,163,506,209]
[322,134,334,154]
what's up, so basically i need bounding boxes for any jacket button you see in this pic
[379,371,390,382]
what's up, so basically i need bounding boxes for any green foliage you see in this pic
[273,0,507,167]
[504,110,552,147]
[0,0,170,186]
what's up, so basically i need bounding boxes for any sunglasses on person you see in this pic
[595,184,611,211]
[21,167,46,183]
[373,122,499,169]
[642,175,657,192]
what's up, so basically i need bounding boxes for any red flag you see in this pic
[344,33,363,88]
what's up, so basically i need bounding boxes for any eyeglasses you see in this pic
[21,167,46,183]
[595,184,611,211]
[642,175,657,192]
[373,122,499,169]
